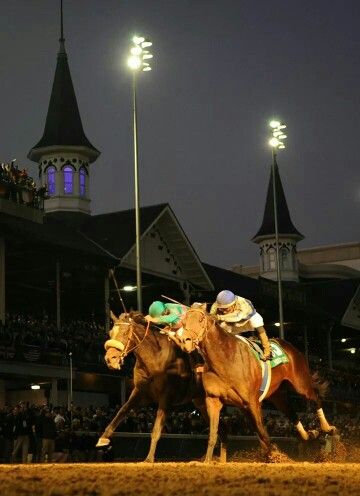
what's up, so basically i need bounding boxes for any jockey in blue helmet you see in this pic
[210,290,271,360]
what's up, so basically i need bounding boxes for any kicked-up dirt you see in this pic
[0,462,359,496]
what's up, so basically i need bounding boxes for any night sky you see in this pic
[0,0,359,268]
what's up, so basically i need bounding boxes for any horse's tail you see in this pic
[311,371,328,399]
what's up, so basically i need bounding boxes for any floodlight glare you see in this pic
[269,137,280,147]
[131,46,142,56]
[274,322,281,327]
[143,66,151,71]
[270,120,281,128]
[128,55,141,70]
[133,36,145,44]
[123,285,137,292]
[350,348,356,354]
[31,384,40,390]
[341,338,347,343]
[141,41,152,48]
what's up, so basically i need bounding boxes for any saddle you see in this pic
[236,336,289,368]
[235,336,289,402]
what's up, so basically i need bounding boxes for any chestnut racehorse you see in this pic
[97,312,227,462]
[180,304,336,462]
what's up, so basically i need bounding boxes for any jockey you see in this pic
[210,290,271,361]
[145,300,204,385]
[144,301,187,334]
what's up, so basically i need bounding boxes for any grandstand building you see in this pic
[0,16,358,409]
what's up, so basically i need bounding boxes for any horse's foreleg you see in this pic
[193,397,227,462]
[204,396,223,462]
[144,404,168,463]
[247,401,272,456]
[96,388,142,447]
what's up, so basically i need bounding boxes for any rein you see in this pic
[115,318,150,365]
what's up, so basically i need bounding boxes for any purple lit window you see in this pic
[79,167,86,196]
[47,166,56,195]
[63,166,73,194]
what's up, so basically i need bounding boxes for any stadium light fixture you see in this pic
[341,338,347,343]
[31,384,40,390]
[268,119,288,340]
[126,35,154,313]
[122,285,137,292]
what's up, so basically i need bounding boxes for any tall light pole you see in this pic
[269,120,287,339]
[127,36,153,313]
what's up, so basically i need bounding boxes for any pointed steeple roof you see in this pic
[252,162,304,243]
[28,8,99,162]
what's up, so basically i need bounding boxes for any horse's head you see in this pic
[180,303,209,353]
[104,311,144,370]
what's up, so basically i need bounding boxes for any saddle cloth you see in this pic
[235,336,289,402]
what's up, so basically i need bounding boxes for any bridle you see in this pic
[182,307,209,348]
[105,316,150,365]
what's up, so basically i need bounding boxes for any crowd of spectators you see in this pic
[0,313,106,368]
[0,403,112,464]
[1,402,359,464]
[313,365,360,404]
[0,161,46,208]
[1,312,359,403]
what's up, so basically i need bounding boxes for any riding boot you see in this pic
[257,327,271,361]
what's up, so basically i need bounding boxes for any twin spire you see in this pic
[28,0,99,162]
[252,161,303,242]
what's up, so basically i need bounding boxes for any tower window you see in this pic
[63,166,73,194]
[79,167,86,197]
[268,248,276,270]
[46,166,56,196]
[281,247,290,270]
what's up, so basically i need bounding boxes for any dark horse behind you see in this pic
[96,311,215,462]
[180,304,337,462]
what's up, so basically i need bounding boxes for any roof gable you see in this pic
[80,203,213,289]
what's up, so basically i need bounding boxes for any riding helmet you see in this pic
[216,290,236,308]
[149,301,165,317]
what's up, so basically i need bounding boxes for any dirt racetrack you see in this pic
[0,462,360,496]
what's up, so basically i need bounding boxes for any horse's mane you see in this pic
[122,311,162,335]
[126,311,147,326]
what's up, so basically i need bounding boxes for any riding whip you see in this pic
[161,294,189,308]
[110,268,128,313]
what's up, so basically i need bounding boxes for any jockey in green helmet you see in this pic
[145,300,204,383]
[145,301,187,332]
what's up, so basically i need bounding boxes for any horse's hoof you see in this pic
[309,429,319,439]
[96,437,110,448]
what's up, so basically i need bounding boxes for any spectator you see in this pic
[40,407,57,462]
[11,403,32,463]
